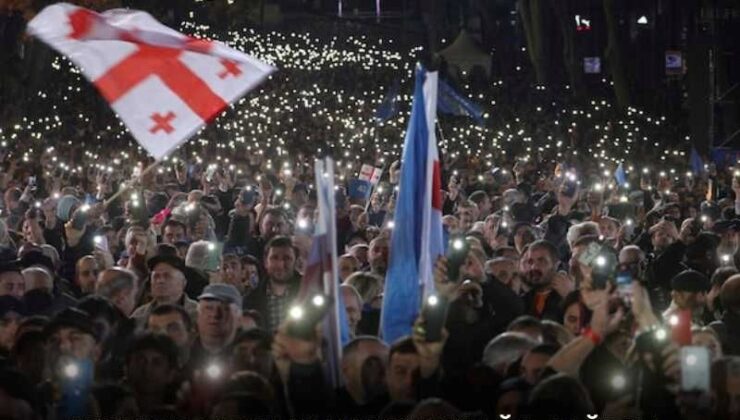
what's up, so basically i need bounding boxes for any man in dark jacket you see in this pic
[243,236,301,333]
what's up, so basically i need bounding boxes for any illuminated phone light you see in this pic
[297,219,309,229]
[205,363,222,379]
[620,196,628,203]
[722,254,731,263]
[655,328,668,341]
[701,215,709,223]
[289,306,304,320]
[312,295,325,307]
[595,256,606,267]
[94,236,103,245]
[625,219,634,226]
[207,242,216,251]
[63,363,80,379]
[80,204,90,212]
[669,315,679,326]
[35,201,41,208]
[53,193,60,199]
[611,374,626,390]
[387,221,395,229]
[685,354,697,366]
[427,295,439,306]
[452,239,465,250]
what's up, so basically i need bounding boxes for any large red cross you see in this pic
[218,59,242,79]
[149,112,176,134]
[68,9,227,123]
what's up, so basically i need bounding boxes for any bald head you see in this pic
[721,275,740,314]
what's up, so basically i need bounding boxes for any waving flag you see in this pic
[437,78,485,126]
[614,162,627,187]
[381,66,445,344]
[27,3,274,160]
[375,80,400,123]
[690,147,706,175]
[300,158,350,389]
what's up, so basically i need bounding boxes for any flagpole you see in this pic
[436,120,447,148]
[103,160,160,208]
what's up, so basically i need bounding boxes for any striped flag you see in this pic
[299,158,350,389]
[380,65,445,344]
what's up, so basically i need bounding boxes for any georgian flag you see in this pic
[27,3,275,160]
[380,66,445,344]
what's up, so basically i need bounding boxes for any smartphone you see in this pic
[421,295,449,342]
[240,187,258,206]
[577,242,602,267]
[562,179,578,198]
[93,235,109,252]
[204,242,223,272]
[681,346,710,393]
[446,236,470,283]
[616,270,633,304]
[56,358,94,418]
[71,208,89,230]
[205,165,217,182]
[287,294,332,340]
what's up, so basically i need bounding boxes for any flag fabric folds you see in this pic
[374,80,400,123]
[690,147,706,175]
[300,158,351,389]
[27,3,274,160]
[614,162,627,187]
[437,78,484,125]
[380,66,445,344]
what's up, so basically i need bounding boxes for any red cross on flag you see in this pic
[27,3,275,160]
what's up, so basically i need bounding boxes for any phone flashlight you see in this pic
[35,201,41,208]
[611,373,627,390]
[289,305,304,320]
[80,204,90,213]
[387,220,395,229]
[63,362,80,379]
[655,328,668,341]
[452,238,465,251]
[297,218,309,230]
[625,218,634,226]
[207,242,216,251]
[205,363,222,380]
[722,254,731,263]
[93,236,103,245]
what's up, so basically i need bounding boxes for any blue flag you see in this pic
[614,162,627,187]
[374,80,400,123]
[381,66,445,344]
[690,148,705,175]
[437,78,485,125]
[348,179,372,200]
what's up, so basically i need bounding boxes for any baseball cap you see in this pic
[198,283,243,308]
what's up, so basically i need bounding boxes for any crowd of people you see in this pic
[3,4,740,420]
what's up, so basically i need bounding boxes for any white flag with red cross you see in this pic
[27,3,275,160]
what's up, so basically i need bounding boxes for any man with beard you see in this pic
[244,236,300,333]
[246,208,289,260]
[521,240,564,321]
[663,270,710,326]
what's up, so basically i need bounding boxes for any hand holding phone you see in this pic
[286,294,332,340]
[446,236,470,283]
[680,346,710,393]
[420,294,449,342]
